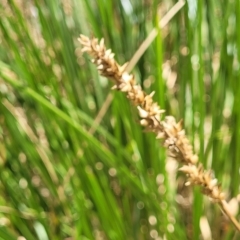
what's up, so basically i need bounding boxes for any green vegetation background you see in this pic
[0,0,240,239]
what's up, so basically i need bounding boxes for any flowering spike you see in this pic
[79,35,240,232]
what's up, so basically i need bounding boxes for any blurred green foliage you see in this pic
[0,0,240,239]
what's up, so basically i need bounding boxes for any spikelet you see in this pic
[79,35,240,231]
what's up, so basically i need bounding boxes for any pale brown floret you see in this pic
[179,164,225,201]
[79,35,123,80]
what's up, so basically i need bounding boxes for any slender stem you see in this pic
[125,0,185,72]
[219,200,240,232]
[88,93,113,134]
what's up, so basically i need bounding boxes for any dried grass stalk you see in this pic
[78,34,240,232]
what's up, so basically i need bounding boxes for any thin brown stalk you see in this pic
[88,93,113,134]
[78,35,240,232]
[125,0,185,73]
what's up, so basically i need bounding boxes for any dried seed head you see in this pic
[79,34,227,205]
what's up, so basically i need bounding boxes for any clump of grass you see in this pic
[79,34,240,232]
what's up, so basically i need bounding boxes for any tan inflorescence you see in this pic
[78,34,224,202]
